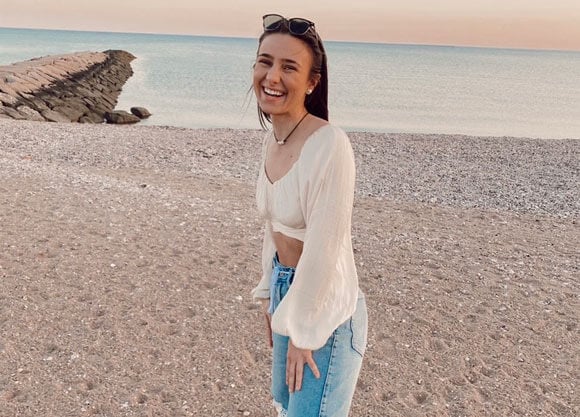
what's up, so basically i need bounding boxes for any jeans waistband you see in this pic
[272,253,295,284]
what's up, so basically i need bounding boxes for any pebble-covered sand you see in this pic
[0,119,578,416]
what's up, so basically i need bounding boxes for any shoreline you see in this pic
[4,28,580,139]
[1,119,578,416]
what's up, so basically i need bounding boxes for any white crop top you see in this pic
[252,124,360,350]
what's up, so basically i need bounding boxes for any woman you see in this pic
[251,14,367,417]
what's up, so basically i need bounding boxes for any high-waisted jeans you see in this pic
[269,253,368,417]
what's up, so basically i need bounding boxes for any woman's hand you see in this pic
[286,340,320,392]
[260,299,273,348]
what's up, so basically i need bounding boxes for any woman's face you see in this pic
[253,33,318,119]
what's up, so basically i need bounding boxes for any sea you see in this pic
[1,27,579,139]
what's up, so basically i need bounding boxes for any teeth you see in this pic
[264,87,284,97]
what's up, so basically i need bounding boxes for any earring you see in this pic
[306,89,313,95]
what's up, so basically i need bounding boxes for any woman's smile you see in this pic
[263,86,285,97]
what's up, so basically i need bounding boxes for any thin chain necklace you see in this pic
[273,112,309,145]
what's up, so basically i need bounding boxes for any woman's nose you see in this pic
[266,65,281,82]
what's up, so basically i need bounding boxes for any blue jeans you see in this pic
[269,253,368,417]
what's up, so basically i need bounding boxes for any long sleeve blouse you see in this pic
[252,124,359,350]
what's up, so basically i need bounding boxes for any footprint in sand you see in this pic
[413,390,429,405]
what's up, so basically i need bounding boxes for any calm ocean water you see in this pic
[1,27,579,138]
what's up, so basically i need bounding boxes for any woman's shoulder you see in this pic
[298,122,353,174]
[305,122,350,153]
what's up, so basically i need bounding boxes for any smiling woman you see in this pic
[253,14,328,130]
[250,13,367,417]
[253,33,318,137]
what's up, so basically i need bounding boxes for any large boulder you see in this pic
[41,109,73,123]
[3,107,26,119]
[52,103,89,122]
[83,111,106,124]
[0,92,18,106]
[16,105,45,121]
[79,116,95,124]
[130,106,151,119]
[104,110,140,124]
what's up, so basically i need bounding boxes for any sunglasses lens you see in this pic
[288,19,312,35]
[263,14,284,31]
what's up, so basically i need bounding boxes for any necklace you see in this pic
[273,112,309,145]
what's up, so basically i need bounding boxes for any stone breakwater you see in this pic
[0,50,135,123]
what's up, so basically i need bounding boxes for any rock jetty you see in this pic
[0,50,137,123]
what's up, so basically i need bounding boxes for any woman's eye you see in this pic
[257,59,272,66]
[283,65,296,71]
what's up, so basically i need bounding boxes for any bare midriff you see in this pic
[272,232,304,267]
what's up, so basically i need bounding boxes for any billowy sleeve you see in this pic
[270,126,359,350]
[252,131,276,301]
[251,220,275,300]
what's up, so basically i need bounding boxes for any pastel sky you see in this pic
[2,0,580,50]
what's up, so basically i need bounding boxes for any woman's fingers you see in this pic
[263,313,273,348]
[286,352,297,392]
[259,300,272,347]
[286,341,320,393]
[294,360,304,391]
[306,355,320,379]
[286,359,297,392]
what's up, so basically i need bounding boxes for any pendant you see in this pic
[273,112,309,146]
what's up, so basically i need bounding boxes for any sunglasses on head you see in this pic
[263,14,315,36]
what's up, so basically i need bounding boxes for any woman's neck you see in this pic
[271,109,309,142]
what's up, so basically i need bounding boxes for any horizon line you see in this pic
[2,25,579,54]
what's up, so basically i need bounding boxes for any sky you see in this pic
[1,0,580,51]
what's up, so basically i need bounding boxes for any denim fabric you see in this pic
[268,253,295,315]
[269,253,367,417]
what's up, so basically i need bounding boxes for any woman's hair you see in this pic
[256,21,329,129]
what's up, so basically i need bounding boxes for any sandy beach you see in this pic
[0,119,578,417]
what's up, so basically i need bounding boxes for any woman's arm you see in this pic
[270,126,359,350]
